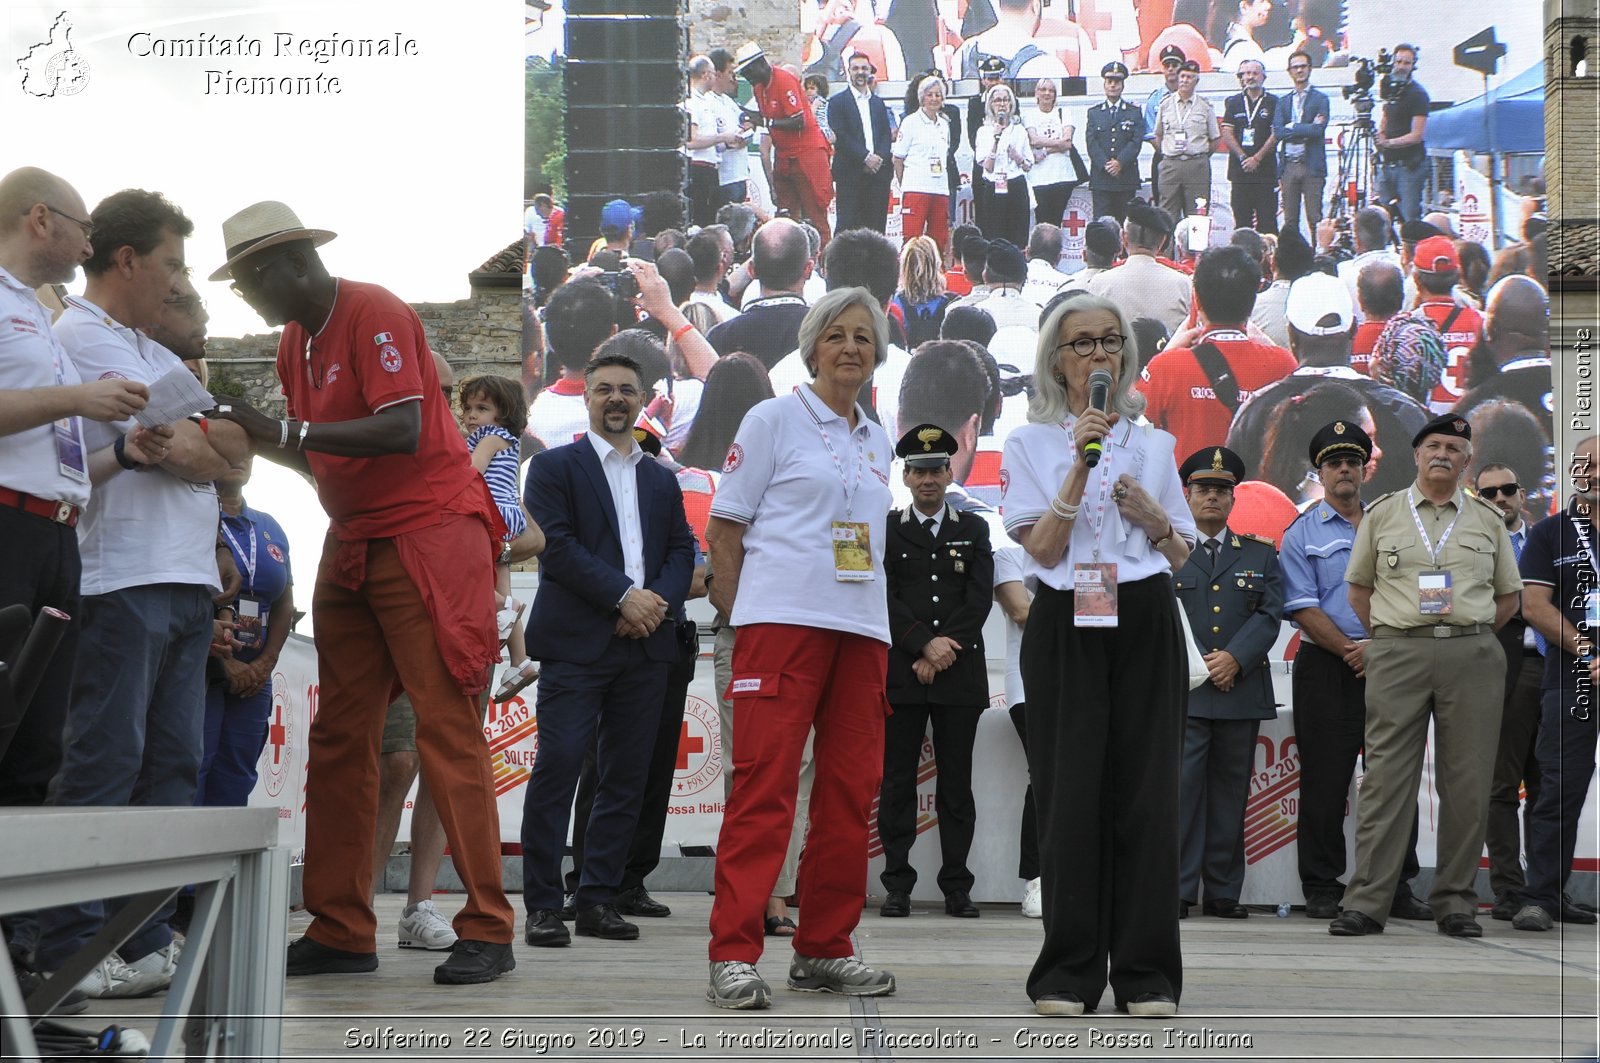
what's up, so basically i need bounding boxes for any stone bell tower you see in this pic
[1547,0,1600,274]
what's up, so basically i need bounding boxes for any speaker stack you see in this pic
[564,0,689,244]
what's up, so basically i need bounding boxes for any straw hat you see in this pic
[208,201,336,282]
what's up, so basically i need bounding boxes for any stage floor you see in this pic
[66,891,1599,1061]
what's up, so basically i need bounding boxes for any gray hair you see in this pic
[984,84,1017,122]
[688,55,713,79]
[1034,76,1060,97]
[1028,294,1146,424]
[918,76,948,102]
[797,286,891,378]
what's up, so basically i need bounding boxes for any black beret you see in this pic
[1308,419,1372,467]
[1411,414,1472,449]
[632,426,662,456]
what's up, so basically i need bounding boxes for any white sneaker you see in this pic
[124,940,180,982]
[398,899,459,950]
[1021,878,1043,918]
[75,955,169,999]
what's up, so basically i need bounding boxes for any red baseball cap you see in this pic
[1413,235,1460,274]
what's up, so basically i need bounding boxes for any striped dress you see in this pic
[467,424,527,541]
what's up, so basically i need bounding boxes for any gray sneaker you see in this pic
[707,961,771,1009]
[787,953,896,996]
[1513,904,1555,932]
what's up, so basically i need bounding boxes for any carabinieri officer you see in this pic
[878,424,995,920]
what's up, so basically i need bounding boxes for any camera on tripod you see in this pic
[1341,49,1404,118]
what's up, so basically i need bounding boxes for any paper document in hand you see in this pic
[134,365,215,428]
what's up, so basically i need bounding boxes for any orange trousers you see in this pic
[300,535,514,950]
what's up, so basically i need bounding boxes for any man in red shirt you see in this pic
[1138,245,1298,460]
[1409,235,1484,413]
[1351,261,1404,376]
[733,43,834,245]
[208,201,516,986]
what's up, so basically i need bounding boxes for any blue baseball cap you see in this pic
[600,199,640,236]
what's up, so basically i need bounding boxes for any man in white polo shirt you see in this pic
[31,188,250,1000]
[0,167,164,997]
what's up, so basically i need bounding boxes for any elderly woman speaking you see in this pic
[704,287,897,1010]
[1000,293,1197,1019]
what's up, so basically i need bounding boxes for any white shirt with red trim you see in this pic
[0,266,90,507]
[710,382,894,641]
[529,376,591,450]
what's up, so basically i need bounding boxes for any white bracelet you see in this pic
[297,420,311,450]
[277,420,289,449]
[1050,496,1080,520]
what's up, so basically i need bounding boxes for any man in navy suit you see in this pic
[827,55,894,234]
[1272,50,1331,242]
[519,350,696,948]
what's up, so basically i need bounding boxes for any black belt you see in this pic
[1372,623,1494,639]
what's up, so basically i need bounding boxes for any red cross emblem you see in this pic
[676,720,706,770]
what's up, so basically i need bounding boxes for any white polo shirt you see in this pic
[0,266,91,507]
[993,544,1033,708]
[765,342,909,441]
[710,383,894,642]
[1023,106,1075,187]
[56,297,221,596]
[1000,416,1195,592]
[893,109,953,197]
[528,379,590,450]
[685,90,721,165]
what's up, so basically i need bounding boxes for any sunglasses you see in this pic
[1476,483,1521,499]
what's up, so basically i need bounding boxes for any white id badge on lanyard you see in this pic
[1588,590,1600,632]
[1418,571,1452,615]
[832,522,874,581]
[1172,132,1189,153]
[1240,126,1255,149]
[1073,562,1118,627]
[235,595,265,647]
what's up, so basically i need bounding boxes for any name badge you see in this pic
[1418,571,1452,616]
[1588,590,1600,632]
[832,521,874,582]
[930,157,944,177]
[54,417,88,483]
[993,172,1009,195]
[1172,132,1189,153]
[236,594,268,648]
[1073,562,1118,627]
[1240,127,1255,149]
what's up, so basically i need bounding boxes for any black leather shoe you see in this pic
[1561,894,1599,924]
[1389,894,1434,921]
[286,936,379,976]
[1437,913,1482,937]
[1490,892,1520,921]
[575,903,640,940]
[1203,898,1249,919]
[1034,991,1086,1016]
[945,890,980,918]
[433,940,515,985]
[879,890,911,917]
[614,886,671,918]
[1304,892,1340,920]
[558,893,576,921]
[524,909,571,948]
[1328,910,1384,936]
[1178,900,1191,919]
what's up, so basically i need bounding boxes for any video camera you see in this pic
[1341,49,1406,119]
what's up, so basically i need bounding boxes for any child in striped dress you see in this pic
[461,375,540,701]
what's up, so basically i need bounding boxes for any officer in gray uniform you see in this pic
[1172,447,1283,919]
[1085,61,1146,223]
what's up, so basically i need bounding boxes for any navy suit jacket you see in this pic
[827,88,893,180]
[1272,86,1331,178]
[523,437,695,665]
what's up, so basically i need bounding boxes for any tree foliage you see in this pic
[526,56,566,201]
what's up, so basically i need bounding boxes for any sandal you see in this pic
[497,597,526,640]
[493,658,539,702]
[763,915,797,937]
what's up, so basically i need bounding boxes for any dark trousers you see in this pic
[0,510,81,958]
[35,583,212,970]
[1009,701,1039,881]
[1520,688,1599,912]
[1178,716,1260,904]
[688,164,721,228]
[1487,645,1544,899]
[1230,181,1279,234]
[1032,182,1075,229]
[197,678,274,807]
[1091,187,1137,224]
[566,623,698,895]
[834,172,891,234]
[1023,577,1184,1009]
[520,639,667,912]
[1149,150,1163,207]
[979,176,1031,248]
[878,701,982,895]
[1291,641,1423,901]
[719,181,747,208]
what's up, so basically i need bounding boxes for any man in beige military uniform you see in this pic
[1152,60,1221,221]
[1333,414,1522,939]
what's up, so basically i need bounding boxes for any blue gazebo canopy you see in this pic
[1426,63,1545,154]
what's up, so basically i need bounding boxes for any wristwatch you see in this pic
[1149,524,1174,550]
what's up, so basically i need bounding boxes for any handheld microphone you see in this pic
[1083,368,1113,468]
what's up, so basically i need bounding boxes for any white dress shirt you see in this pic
[587,430,646,591]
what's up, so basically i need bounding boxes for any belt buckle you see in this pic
[1432,625,1451,639]
[53,500,74,524]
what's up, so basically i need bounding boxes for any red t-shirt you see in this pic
[1350,319,1385,376]
[756,67,829,155]
[278,279,483,540]
[945,267,972,297]
[1137,329,1299,460]
[1413,298,1484,412]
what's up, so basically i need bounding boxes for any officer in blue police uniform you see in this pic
[1172,446,1283,919]
[878,424,995,920]
[1085,60,1147,223]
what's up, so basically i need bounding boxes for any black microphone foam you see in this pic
[1083,368,1113,468]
